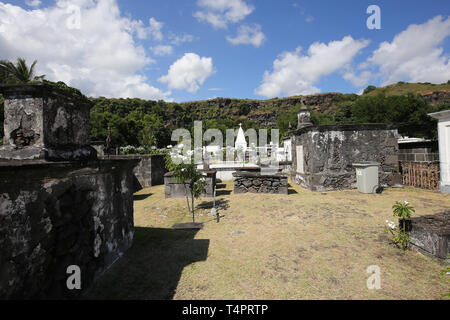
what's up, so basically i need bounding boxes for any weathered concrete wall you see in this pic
[0,159,139,299]
[409,211,450,263]
[0,84,96,161]
[107,155,167,189]
[164,171,216,198]
[233,171,288,194]
[291,124,401,191]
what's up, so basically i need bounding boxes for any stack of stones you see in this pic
[233,171,288,194]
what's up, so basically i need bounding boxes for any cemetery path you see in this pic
[85,181,450,300]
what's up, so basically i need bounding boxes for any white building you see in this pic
[429,110,450,193]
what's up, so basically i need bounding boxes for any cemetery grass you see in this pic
[85,181,450,300]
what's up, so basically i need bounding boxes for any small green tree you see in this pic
[165,146,207,223]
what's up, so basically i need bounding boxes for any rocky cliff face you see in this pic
[420,90,450,105]
[180,92,354,127]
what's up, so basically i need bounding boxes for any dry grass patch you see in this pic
[85,181,450,300]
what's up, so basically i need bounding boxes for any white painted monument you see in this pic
[429,110,450,193]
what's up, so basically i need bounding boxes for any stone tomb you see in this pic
[164,170,217,198]
[408,211,450,263]
[108,154,167,190]
[233,171,288,194]
[0,83,96,161]
[291,123,401,191]
[0,84,138,299]
[0,158,138,299]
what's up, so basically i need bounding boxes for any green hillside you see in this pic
[1,81,450,149]
[363,81,450,97]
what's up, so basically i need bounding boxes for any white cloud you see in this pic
[226,24,265,47]
[255,36,370,98]
[25,0,41,7]
[348,15,450,88]
[194,0,254,29]
[343,69,372,87]
[369,15,450,85]
[148,17,163,41]
[0,0,170,100]
[151,45,173,56]
[158,53,215,93]
[169,32,195,45]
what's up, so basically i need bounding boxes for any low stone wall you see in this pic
[233,171,288,194]
[164,170,216,198]
[408,211,450,263]
[0,158,139,299]
[398,141,439,162]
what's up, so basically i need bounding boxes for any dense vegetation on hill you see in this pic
[363,81,450,97]
[0,81,449,148]
[88,82,449,147]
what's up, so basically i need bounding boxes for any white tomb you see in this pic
[429,110,450,193]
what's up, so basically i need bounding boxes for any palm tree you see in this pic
[0,59,10,84]
[0,58,45,84]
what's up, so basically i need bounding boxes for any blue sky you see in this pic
[0,0,449,102]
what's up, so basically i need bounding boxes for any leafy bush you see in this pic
[120,145,146,155]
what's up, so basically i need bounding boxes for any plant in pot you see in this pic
[392,200,415,232]
[385,200,415,250]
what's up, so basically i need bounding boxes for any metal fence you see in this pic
[399,161,440,191]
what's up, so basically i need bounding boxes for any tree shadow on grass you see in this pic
[196,199,230,211]
[288,183,298,195]
[216,189,232,196]
[133,193,153,201]
[83,227,209,300]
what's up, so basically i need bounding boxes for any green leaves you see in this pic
[165,150,207,223]
[385,201,415,250]
[0,58,45,84]
[392,201,415,219]
[351,93,439,138]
